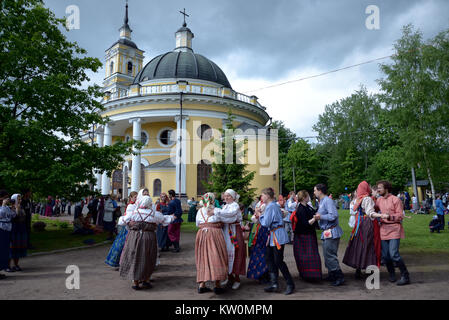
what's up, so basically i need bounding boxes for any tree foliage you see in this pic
[204,111,256,206]
[0,0,135,200]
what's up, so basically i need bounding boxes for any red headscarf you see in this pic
[353,181,371,211]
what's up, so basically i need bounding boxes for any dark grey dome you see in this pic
[133,51,232,89]
[106,38,139,51]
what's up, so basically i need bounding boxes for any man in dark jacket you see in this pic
[167,190,183,253]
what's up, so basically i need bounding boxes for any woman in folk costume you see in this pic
[8,194,28,272]
[119,195,174,290]
[247,196,270,283]
[290,190,322,282]
[105,191,138,269]
[195,193,228,294]
[343,181,386,279]
[254,187,294,295]
[156,192,171,251]
[214,189,246,290]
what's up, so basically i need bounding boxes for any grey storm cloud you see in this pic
[44,0,449,82]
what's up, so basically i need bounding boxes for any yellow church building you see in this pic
[94,3,278,201]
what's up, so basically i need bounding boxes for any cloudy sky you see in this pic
[44,0,449,139]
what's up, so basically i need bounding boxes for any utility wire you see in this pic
[244,54,394,94]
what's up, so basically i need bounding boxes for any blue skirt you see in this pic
[10,222,27,259]
[247,226,269,279]
[0,229,11,270]
[105,226,128,267]
[156,224,170,249]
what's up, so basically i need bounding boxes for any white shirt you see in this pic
[215,202,241,224]
[195,207,222,227]
[118,203,137,226]
[123,205,173,226]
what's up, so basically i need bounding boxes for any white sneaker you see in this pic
[232,281,241,290]
[221,279,229,286]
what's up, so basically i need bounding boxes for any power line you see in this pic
[244,54,394,94]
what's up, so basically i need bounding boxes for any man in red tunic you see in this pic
[376,180,410,286]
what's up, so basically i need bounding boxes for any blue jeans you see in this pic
[381,239,402,264]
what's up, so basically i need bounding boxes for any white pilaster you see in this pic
[95,129,104,191]
[101,123,112,195]
[175,116,189,194]
[130,118,142,191]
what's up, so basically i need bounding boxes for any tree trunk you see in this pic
[426,167,436,209]
[411,167,419,208]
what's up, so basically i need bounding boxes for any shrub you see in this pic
[33,221,47,232]
[59,222,69,229]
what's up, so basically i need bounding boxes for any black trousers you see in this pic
[265,245,293,284]
[438,215,445,230]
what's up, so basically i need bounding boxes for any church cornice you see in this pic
[101,93,270,124]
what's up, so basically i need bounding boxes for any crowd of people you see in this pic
[92,179,415,294]
[4,178,444,288]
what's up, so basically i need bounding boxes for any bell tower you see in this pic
[103,1,145,100]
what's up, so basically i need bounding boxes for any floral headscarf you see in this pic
[200,192,215,208]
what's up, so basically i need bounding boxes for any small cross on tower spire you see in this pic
[179,8,189,27]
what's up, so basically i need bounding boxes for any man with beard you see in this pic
[376,180,410,286]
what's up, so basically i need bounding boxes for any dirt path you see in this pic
[1,231,449,300]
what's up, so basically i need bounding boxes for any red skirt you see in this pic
[231,224,246,276]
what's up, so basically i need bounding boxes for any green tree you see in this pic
[378,24,449,206]
[313,86,385,195]
[0,0,135,200]
[270,120,297,195]
[366,145,410,192]
[282,138,320,193]
[204,111,256,206]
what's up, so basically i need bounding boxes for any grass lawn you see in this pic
[28,211,449,255]
[29,215,110,254]
[337,210,449,254]
[182,211,449,254]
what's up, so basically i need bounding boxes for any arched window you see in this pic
[141,131,148,146]
[110,61,114,75]
[197,124,212,141]
[128,61,133,75]
[197,160,212,196]
[158,128,175,147]
[153,179,161,197]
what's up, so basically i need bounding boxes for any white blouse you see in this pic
[118,203,137,226]
[214,202,241,224]
[195,207,222,227]
[123,205,173,226]
[352,197,376,220]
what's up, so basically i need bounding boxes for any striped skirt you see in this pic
[343,216,377,270]
[195,223,228,283]
[293,232,322,281]
[119,222,157,281]
[247,225,269,279]
[105,225,128,267]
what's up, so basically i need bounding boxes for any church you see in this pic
[93,3,279,201]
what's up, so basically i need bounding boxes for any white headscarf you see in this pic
[136,195,153,209]
[224,189,240,202]
[11,194,21,203]
[137,188,149,203]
